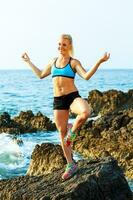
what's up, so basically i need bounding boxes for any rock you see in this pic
[0,112,20,134]
[73,109,133,179]
[0,112,11,126]
[0,110,56,134]
[0,143,132,200]
[87,89,133,116]
[27,143,67,176]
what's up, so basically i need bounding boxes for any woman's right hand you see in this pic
[21,52,30,63]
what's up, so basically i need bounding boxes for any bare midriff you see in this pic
[53,77,78,97]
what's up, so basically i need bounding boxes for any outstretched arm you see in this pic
[21,52,54,79]
[75,52,110,80]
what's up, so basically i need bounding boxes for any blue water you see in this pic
[0,69,133,190]
[0,69,132,117]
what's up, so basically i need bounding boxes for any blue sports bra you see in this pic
[51,57,76,79]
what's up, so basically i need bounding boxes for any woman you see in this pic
[22,34,110,180]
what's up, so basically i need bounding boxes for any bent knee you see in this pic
[81,111,90,120]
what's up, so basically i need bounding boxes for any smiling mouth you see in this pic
[59,50,64,53]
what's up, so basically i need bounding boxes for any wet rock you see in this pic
[87,89,133,116]
[73,109,133,179]
[0,112,11,126]
[0,110,56,134]
[0,112,20,134]
[0,143,132,200]
[27,143,67,176]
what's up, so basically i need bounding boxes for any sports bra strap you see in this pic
[54,57,72,66]
[69,57,72,64]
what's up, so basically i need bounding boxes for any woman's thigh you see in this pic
[70,97,91,115]
[54,110,69,135]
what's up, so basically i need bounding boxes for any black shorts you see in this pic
[53,91,81,110]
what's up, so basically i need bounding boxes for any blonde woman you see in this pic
[22,34,110,180]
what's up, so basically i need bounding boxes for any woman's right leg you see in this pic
[54,110,73,164]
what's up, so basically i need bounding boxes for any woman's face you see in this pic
[58,37,71,56]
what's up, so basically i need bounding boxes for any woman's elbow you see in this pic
[39,72,44,79]
[84,75,90,80]
[84,72,92,80]
[84,77,88,80]
[40,75,44,79]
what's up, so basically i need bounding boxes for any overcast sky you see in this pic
[0,0,133,70]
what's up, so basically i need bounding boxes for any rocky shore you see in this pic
[72,89,133,179]
[0,143,132,200]
[73,108,133,179]
[87,89,133,116]
[0,89,132,199]
[0,110,56,134]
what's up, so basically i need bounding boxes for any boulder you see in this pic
[27,143,66,176]
[73,109,133,179]
[87,89,133,116]
[0,111,56,134]
[0,143,132,200]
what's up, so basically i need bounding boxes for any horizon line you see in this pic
[0,68,132,70]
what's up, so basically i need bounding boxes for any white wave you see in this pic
[0,133,23,166]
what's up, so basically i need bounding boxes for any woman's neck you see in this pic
[58,54,70,61]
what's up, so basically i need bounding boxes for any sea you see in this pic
[0,69,133,191]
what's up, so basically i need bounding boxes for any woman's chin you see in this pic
[59,51,65,55]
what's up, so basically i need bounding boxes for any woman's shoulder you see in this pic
[48,57,57,66]
[70,57,81,66]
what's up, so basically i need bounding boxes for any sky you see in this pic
[0,0,133,70]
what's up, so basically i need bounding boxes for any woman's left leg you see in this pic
[54,110,77,180]
[54,110,73,164]
[70,97,91,133]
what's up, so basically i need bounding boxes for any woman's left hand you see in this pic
[100,52,110,63]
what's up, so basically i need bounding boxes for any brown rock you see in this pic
[73,109,133,179]
[87,89,133,116]
[0,143,132,200]
[0,110,56,134]
[27,143,66,176]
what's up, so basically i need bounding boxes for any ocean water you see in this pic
[0,69,133,191]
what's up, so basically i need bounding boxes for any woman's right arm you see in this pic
[21,52,54,79]
[74,52,110,80]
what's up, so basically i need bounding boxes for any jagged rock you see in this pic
[0,112,11,126]
[29,113,55,132]
[87,89,133,116]
[0,112,20,134]
[0,110,56,134]
[0,143,132,200]
[73,109,133,179]
[27,143,67,176]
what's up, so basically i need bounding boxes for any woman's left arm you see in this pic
[75,52,110,80]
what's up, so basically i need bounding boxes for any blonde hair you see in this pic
[60,34,74,57]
